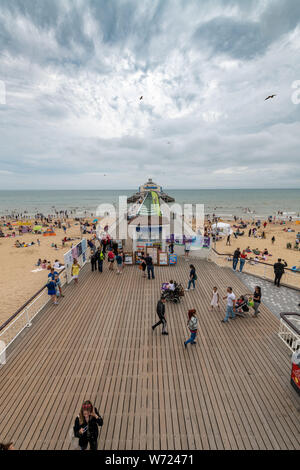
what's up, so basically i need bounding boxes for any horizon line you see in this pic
[0,187,299,192]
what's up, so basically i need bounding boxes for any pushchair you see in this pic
[161,282,184,304]
[235,294,250,318]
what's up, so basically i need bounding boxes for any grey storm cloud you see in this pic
[193,0,300,60]
[0,0,300,189]
[193,18,266,60]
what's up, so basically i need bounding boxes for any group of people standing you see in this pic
[90,240,124,275]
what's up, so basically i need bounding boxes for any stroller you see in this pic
[235,294,250,318]
[161,282,184,304]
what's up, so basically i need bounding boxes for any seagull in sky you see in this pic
[265,94,276,101]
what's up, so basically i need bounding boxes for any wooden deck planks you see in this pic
[0,258,299,450]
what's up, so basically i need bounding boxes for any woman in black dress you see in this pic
[74,401,103,450]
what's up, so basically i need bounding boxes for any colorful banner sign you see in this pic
[151,191,161,216]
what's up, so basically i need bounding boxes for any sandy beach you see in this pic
[215,220,300,261]
[1,215,300,326]
[0,220,84,325]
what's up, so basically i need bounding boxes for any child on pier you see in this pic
[210,287,220,311]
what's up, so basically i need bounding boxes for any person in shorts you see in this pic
[47,276,58,305]
[54,273,64,297]
[108,249,115,271]
[116,251,123,274]
[184,241,191,259]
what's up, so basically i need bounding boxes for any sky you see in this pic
[0,0,300,190]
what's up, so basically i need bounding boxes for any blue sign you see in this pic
[169,254,177,265]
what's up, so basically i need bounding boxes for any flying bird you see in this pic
[265,94,276,101]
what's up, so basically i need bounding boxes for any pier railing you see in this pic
[0,247,90,365]
[209,248,300,290]
[0,270,67,364]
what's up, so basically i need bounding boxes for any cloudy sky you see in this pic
[0,0,300,190]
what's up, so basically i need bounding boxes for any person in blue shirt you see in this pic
[185,265,197,291]
[116,252,123,274]
[48,268,64,297]
[47,276,58,305]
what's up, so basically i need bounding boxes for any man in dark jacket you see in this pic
[152,298,168,335]
[232,248,241,271]
[274,259,287,287]
[91,251,97,272]
[145,254,155,280]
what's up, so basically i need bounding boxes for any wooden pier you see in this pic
[0,259,299,450]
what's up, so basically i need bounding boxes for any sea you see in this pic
[0,189,299,219]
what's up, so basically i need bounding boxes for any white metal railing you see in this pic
[64,241,90,284]
[0,242,92,364]
[0,272,67,365]
[278,320,300,353]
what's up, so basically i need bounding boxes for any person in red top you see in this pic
[107,249,115,271]
[239,250,247,272]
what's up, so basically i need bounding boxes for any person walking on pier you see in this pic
[47,275,58,305]
[139,252,147,278]
[184,309,198,347]
[252,286,262,316]
[116,251,123,274]
[97,249,104,273]
[108,249,115,271]
[274,259,287,287]
[184,241,191,259]
[152,298,168,335]
[232,248,241,271]
[210,287,220,311]
[239,250,247,272]
[74,401,103,451]
[221,287,236,323]
[185,265,197,291]
[145,254,155,280]
[71,259,80,285]
[90,251,97,272]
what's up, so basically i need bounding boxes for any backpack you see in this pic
[189,316,198,330]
